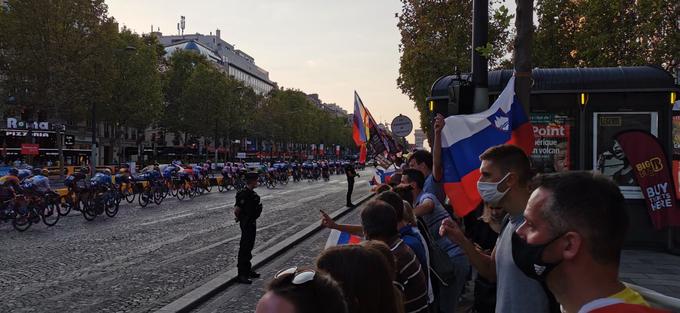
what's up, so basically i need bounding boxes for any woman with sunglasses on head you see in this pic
[255,267,348,313]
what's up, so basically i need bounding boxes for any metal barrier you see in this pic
[626,282,680,311]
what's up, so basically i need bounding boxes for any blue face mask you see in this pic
[477,173,511,205]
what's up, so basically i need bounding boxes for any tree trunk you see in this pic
[514,0,534,114]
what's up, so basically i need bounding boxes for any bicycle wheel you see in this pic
[176,185,186,201]
[58,195,73,216]
[153,188,164,205]
[41,203,60,226]
[125,185,136,203]
[82,201,97,221]
[105,197,119,217]
[204,179,212,192]
[138,191,151,208]
[12,211,32,232]
[187,184,196,199]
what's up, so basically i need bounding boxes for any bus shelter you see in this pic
[487,66,680,251]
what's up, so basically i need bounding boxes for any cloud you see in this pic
[305,59,322,68]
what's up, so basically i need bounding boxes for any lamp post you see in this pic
[90,46,136,174]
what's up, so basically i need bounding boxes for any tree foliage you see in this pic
[253,89,353,150]
[0,0,118,122]
[533,0,680,70]
[107,29,164,130]
[396,0,513,134]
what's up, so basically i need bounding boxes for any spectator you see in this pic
[514,171,668,313]
[401,168,469,312]
[316,244,402,313]
[393,184,415,209]
[439,144,554,313]
[361,200,429,313]
[377,191,434,308]
[407,150,445,205]
[468,203,506,313]
[255,267,348,313]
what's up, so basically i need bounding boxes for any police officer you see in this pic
[234,171,262,284]
[345,160,359,207]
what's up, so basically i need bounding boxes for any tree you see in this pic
[106,29,164,162]
[396,0,513,135]
[533,0,680,71]
[160,50,213,135]
[0,0,118,122]
[515,0,534,114]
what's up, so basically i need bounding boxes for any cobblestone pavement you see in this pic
[0,171,371,313]
[193,198,365,313]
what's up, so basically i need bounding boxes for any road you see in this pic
[0,170,371,313]
[192,195,366,313]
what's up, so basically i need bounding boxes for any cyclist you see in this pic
[17,167,32,182]
[115,165,132,184]
[91,168,113,187]
[192,163,205,181]
[163,162,182,180]
[321,160,330,180]
[26,168,52,194]
[63,167,90,210]
[141,162,160,174]
[0,168,22,208]
[222,162,234,184]
[203,160,213,176]
[0,168,21,190]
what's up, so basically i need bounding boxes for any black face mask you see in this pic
[511,232,564,282]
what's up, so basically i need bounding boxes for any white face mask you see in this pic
[477,173,512,205]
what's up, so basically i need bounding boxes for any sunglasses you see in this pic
[274,267,316,285]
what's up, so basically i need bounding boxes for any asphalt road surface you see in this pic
[0,170,371,313]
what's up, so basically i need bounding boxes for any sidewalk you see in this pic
[620,249,680,297]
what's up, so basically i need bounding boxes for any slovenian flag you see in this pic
[441,76,534,217]
[369,166,396,186]
[325,229,363,249]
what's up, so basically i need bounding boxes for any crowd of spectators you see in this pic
[254,116,668,313]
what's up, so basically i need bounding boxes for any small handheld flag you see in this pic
[325,229,362,249]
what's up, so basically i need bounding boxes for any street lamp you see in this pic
[90,45,137,175]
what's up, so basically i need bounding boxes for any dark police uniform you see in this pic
[345,163,357,206]
[235,184,262,280]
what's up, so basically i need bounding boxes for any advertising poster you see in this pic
[530,113,572,173]
[673,113,680,199]
[593,112,658,198]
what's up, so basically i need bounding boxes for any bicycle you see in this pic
[218,173,234,192]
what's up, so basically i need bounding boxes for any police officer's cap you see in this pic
[245,172,259,181]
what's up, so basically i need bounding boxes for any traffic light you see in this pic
[426,73,474,117]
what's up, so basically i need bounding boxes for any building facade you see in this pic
[305,93,348,119]
[156,30,276,95]
[414,129,426,150]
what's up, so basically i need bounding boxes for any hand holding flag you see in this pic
[440,76,534,217]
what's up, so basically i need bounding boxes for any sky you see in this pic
[106,0,422,142]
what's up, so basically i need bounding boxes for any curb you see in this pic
[154,192,375,313]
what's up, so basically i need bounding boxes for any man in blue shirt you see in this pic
[408,150,446,209]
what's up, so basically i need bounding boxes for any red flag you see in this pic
[359,144,367,164]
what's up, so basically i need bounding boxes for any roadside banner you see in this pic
[616,130,680,229]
